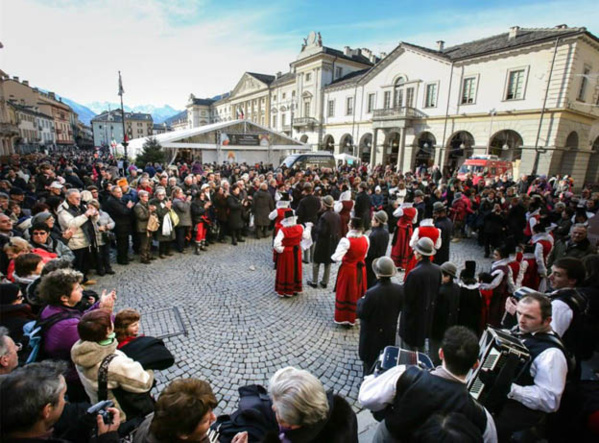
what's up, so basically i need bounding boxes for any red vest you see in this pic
[398,207,417,228]
[281,225,303,248]
[342,236,369,266]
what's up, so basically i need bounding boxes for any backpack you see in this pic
[23,311,77,364]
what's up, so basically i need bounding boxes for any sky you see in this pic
[1,0,597,109]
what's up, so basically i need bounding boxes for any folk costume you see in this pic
[269,194,293,269]
[334,190,354,238]
[332,227,370,326]
[480,258,513,327]
[273,212,311,297]
[530,231,554,293]
[404,218,441,278]
[391,203,417,269]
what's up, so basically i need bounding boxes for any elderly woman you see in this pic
[71,309,154,422]
[171,187,192,253]
[150,187,175,258]
[133,378,218,443]
[264,366,358,442]
[88,199,115,276]
[38,268,116,402]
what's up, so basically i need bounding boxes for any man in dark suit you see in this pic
[354,182,372,231]
[296,183,321,263]
[399,237,442,353]
[103,186,134,265]
[357,257,403,376]
[432,202,453,265]
[365,211,390,288]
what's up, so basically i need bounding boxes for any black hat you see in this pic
[0,283,20,304]
[283,210,295,219]
[280,193,291,201]
[461,261,476,280]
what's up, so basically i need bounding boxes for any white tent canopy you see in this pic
[334,153,361,165]
[127,119,310,164]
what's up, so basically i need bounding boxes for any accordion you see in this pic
[373,346,434,376]
[467,327,530,413]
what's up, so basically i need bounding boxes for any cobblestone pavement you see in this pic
[94,235,493,416]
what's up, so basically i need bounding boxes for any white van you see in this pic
[280,152,336,170]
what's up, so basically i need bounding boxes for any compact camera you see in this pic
[86,400,114,425]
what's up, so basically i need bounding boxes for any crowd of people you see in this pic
[0,150,599,442]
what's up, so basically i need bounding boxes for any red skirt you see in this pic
[275,246,302,295]
[334,262,367,324]
[195,222,207,242]
[391,224,413,268]
[521,259,540,290]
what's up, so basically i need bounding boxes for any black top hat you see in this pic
[462,261,476,280]
[280,193,291,201]
[283,210,295,219]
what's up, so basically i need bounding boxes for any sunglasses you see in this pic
[32,231,48,236]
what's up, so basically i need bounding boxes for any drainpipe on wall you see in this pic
[532,37,560,176]
[440,62,455,170]
[351,82,359,156]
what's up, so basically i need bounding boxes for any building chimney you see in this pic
[276,71,282,78]
[12,76,19,82]
[370,54,378,63]
[22,80,29,86]
[48,92,56,99]
[509,26,520,40]
[344,46,351,56]
[380,52,387,59]
[555,24,568,29]
[436,40,445,51]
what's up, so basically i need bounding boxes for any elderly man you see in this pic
[103,186,135,265]
[0,326,19,375]
[134,190,156,264]
[547,224,596,268]
[57,189,98,284]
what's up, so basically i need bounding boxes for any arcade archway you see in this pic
[359,133,373,163]
[447,131,474,173]
[322,134,335,152]
[489,130,523,161]
[415,132,436,167]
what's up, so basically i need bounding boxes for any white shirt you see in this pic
[359,365,497,442]
[331,231,370,262]
[550,299,573,338]
[509,345,568,413]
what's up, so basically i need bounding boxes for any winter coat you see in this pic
[433,216,453,265]
[30,237,75,262]
[95,210,115,246]
[57,201,96,250]
[71,339,154,421]
[149,198,175,242]
[357,278,403,369]
[261,391,358,443]
[365,226,390,288]
[172,198,192,227]
[39,302,100,382]
[431,281,461,340]
[227,193,244,230]
[547,237,596,269]
[134,201,151,233]
[354,191,372,229]
[214,192,229,223]
[103,195,132,235]
[399,259,442,348]
[0,302,36,344]
[296,194,321,226]
[313,210,342,264]
[253,190,275,227]
[190,198,209,225]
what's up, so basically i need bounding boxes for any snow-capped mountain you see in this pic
[85,102,181,124]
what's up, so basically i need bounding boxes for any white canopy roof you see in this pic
[127,119,308,158]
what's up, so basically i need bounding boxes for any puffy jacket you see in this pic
[57,202,96,250]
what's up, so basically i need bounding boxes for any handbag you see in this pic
[101,231,116,243]
[147,213,160,232]
[169,209,180,227]
[98,353,155,420]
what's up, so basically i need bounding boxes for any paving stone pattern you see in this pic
[96,236,492,415]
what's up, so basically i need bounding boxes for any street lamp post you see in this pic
[118,71,128,170]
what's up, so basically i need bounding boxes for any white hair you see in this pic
[268,366,329,426]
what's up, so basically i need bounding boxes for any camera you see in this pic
[87,400,114,425]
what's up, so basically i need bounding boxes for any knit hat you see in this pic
[0,283,21,304]
[414,190,424,198]
[31,212,53,225]
[117,178,128,187]
[440,262,457,278]
[374,210,388,225]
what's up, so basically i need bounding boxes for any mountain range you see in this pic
[52,95,183,126]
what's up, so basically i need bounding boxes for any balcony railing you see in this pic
[292,117,319,128]
[0,122,19,135]
[372,106,427,120]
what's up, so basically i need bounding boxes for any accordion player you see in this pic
[467,327,530,413]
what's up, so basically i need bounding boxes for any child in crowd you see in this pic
[114,308,142,349]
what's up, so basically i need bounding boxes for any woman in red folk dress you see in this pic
[332,217,369,326]
[273,211,311,298]
[269,193,293,269]
[391,202,418,270]
[403,218,441,279]
[529,222,554,292]
[334,187,354,239]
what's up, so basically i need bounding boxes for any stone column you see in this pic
[371,128,379,166]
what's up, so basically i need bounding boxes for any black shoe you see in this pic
[106,269,116,275]
[319,282,327,289]
[238,238,245,242]
[307,281,318,288]
[232,241,238,246]
[302,259,310,264]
